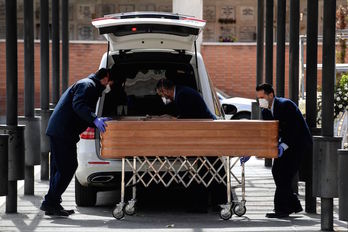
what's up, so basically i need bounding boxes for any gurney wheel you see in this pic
[112,207,125,220]
[219,208,232,220]
[125,204,136,215]
[233,203,246,217]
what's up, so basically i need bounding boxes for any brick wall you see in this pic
[0,40,327,117]
[0,41,107,117]
[201,42,324,99]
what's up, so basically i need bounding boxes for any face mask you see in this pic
[103,84,111,94]
[161,96,171,105]
[258,98,269,108]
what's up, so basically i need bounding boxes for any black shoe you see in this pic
[265,212,290,218]
[40,203,70,217]
[44,210,70,217]
[291,204,303,214]
[57,205,75,215]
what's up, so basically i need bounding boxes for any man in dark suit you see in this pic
[256,83,312,218]
[155,79,224,212]
[155,78,216,119]
[41,68,113,216]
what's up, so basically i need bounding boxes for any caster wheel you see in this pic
[112,207,125,220]
[125,204,136,215]
[233,203,246,217]
[219,208,232,220]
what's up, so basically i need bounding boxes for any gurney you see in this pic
[100,118,278,220]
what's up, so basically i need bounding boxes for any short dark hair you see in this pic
[256,83,275,95]
[95,68,110,80]
[156,79,175,91]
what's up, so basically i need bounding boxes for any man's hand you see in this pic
[278,145,284,158]
[240,156,250,165]
[93,117,112,133]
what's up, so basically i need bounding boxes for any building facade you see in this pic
[0,0,347,42]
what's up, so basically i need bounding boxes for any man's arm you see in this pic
[72,83,97,124]
[278,100,301,150]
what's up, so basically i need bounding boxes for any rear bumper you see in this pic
[76,139,202,188]
[76,139,123,187]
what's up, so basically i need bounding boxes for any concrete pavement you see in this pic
[0,158,347,232]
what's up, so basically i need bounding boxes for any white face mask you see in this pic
[161,96,171,105]
[103,84,111,94]
[258,98,269,108]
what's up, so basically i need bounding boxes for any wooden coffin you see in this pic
[100,118,279,159]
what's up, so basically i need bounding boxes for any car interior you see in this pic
[101,52,198,118]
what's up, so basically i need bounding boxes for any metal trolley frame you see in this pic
[112,155,246,220]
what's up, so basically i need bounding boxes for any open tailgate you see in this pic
[92,12,206,52]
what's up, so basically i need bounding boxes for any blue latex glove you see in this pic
[93,117,112,133]
[278,144,284,158]
[240,156,250,165]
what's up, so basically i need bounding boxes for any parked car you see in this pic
[75,12,225,206]
[216,88,255,120]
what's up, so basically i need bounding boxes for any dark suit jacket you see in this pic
[46,74,104,142]
[261,97,312,153]
[174,85,216,119]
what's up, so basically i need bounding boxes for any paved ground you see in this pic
[0,158,347,232]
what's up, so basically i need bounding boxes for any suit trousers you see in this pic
[272,148,302,213]
[44,136,78,206]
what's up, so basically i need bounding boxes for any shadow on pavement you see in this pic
[44,213,320,229]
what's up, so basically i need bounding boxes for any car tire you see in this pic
[231,112,251,120]
[75,176,97,206]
